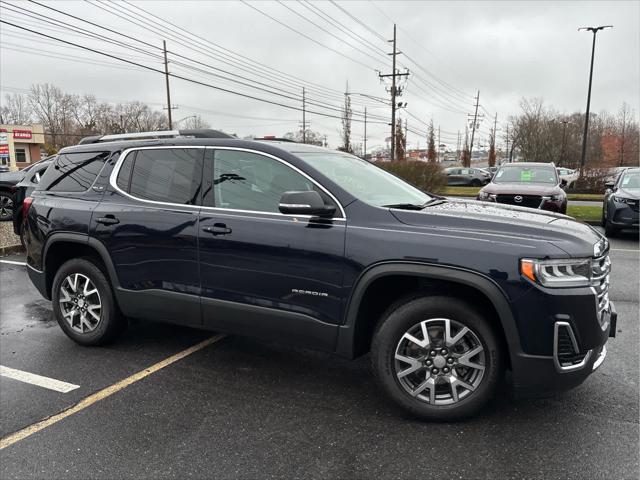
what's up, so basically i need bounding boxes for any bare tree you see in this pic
[1,93,33,124]
[394,118,406,161]
[182,115,211,129]
[340,91,353,153]
[427,120,436,163]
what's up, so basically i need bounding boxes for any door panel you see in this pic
[198,148,346,349]
[91,147,204,326]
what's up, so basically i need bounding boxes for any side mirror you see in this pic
[560,179,567,190]
[279,191,336,217]
[605,181,615,191]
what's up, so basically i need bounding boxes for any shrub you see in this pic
[573,167,612,194]
[374,161,446,194]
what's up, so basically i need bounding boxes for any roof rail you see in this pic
[78,129,233,145]
[253,136,296,142]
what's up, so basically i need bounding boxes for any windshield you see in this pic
[620,170,640,189]
[296,152,431,207]
[494,165,557,184]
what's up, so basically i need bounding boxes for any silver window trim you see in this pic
[108,145,346,220]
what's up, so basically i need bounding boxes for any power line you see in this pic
[0,20,389,126]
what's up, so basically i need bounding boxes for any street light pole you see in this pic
[578,25,612,176]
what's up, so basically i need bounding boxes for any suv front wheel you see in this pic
[371,295,504,421]
[52,258,126,345]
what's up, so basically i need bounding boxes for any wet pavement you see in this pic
[0,229,638,479]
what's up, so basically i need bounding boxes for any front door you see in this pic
[198,148,346,351]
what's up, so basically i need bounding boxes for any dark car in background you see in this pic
[476,162,568,214]
[0,158,52,221]
[444,167,491,186]
[12,157,56,246]
[602,167,639,236]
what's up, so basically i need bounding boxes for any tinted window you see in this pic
[121,149,203,205]
[213,150,323,213]
[39,152,108,192]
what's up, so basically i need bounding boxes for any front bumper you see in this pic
[511,300,616,398]
[609,202,639,229]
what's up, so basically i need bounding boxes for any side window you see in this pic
[212,150,334,214]
[118,148,203,205]
[39,152,108,192]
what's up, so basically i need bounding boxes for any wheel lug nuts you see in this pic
[425,359,432,366]
[441,348,448,355]
[443,367,450,373]
[447,357,454,364]
[429,350,437,356]
[431,368,439,374]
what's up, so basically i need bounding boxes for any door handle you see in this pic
[203,223,232,236]
[96,215,120,225]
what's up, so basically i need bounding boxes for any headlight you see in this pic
[478,192,496,200]
[542,194,563,202]
[520,258,592,288]
[613,195,634,204]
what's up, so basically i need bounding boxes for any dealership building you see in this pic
[0,124,46,171]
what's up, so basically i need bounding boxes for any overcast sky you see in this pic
[1,0,638,151]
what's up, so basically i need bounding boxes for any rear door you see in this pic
[198,148,346,350]
[91,147,204,326]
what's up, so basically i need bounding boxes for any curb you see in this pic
[0,244,24,256]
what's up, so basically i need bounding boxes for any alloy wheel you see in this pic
[0,195,13,220]
[58,273,102,333]
[394,318,486,405]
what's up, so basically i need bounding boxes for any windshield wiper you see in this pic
[382,203,426,210]
[421,197,447,207]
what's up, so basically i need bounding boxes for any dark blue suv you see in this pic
[23,130,617,420]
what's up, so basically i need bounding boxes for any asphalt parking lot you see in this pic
[0,229,638,479]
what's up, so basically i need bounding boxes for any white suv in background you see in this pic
[556,167,579,189]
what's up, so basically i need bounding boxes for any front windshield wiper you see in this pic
[383,197,448,210]
[382,203,426,210]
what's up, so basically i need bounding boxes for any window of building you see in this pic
[117,148,203,205]
[15,149,26,163]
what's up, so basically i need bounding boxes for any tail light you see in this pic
[23,196,33,220]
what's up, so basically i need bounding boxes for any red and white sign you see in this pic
[12,129,32,139]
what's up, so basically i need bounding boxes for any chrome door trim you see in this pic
[108,145,346,220]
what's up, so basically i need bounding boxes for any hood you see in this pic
[0,170,25,184]
[617,187,640,199]
[481,182,563,195]
[390,199,604,258]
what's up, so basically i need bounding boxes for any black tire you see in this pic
[371,295,504,421]
[601,203,606,227]
[52,257,126,345]
[0,191,13,222]
[470,179,482,187]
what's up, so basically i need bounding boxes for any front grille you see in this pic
[591,254,611,329]
[495,194,542,209]
[554,323,590,371]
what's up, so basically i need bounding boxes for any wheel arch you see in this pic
[43,233,121,299]
[335,262,521,367]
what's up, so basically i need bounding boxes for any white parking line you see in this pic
[0,365,80,393]
[0,260,26,266]
[610,248,639,253]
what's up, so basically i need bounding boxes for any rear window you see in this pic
[38,152,108,192]
[115,148,203,205]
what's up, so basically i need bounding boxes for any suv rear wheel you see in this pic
[371,295,504,421]
[52,258,126,345]
[0,192,13,221]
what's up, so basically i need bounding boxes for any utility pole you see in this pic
[163,40,173,130]
[437,126,441,162]
[379,24,409,161]
[456,130,461,162]
[363,106,367,159]
[467,90,481,167]
[302,87,306,143]
[578,25,612,176]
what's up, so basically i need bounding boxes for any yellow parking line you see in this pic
[0,334,225,451]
